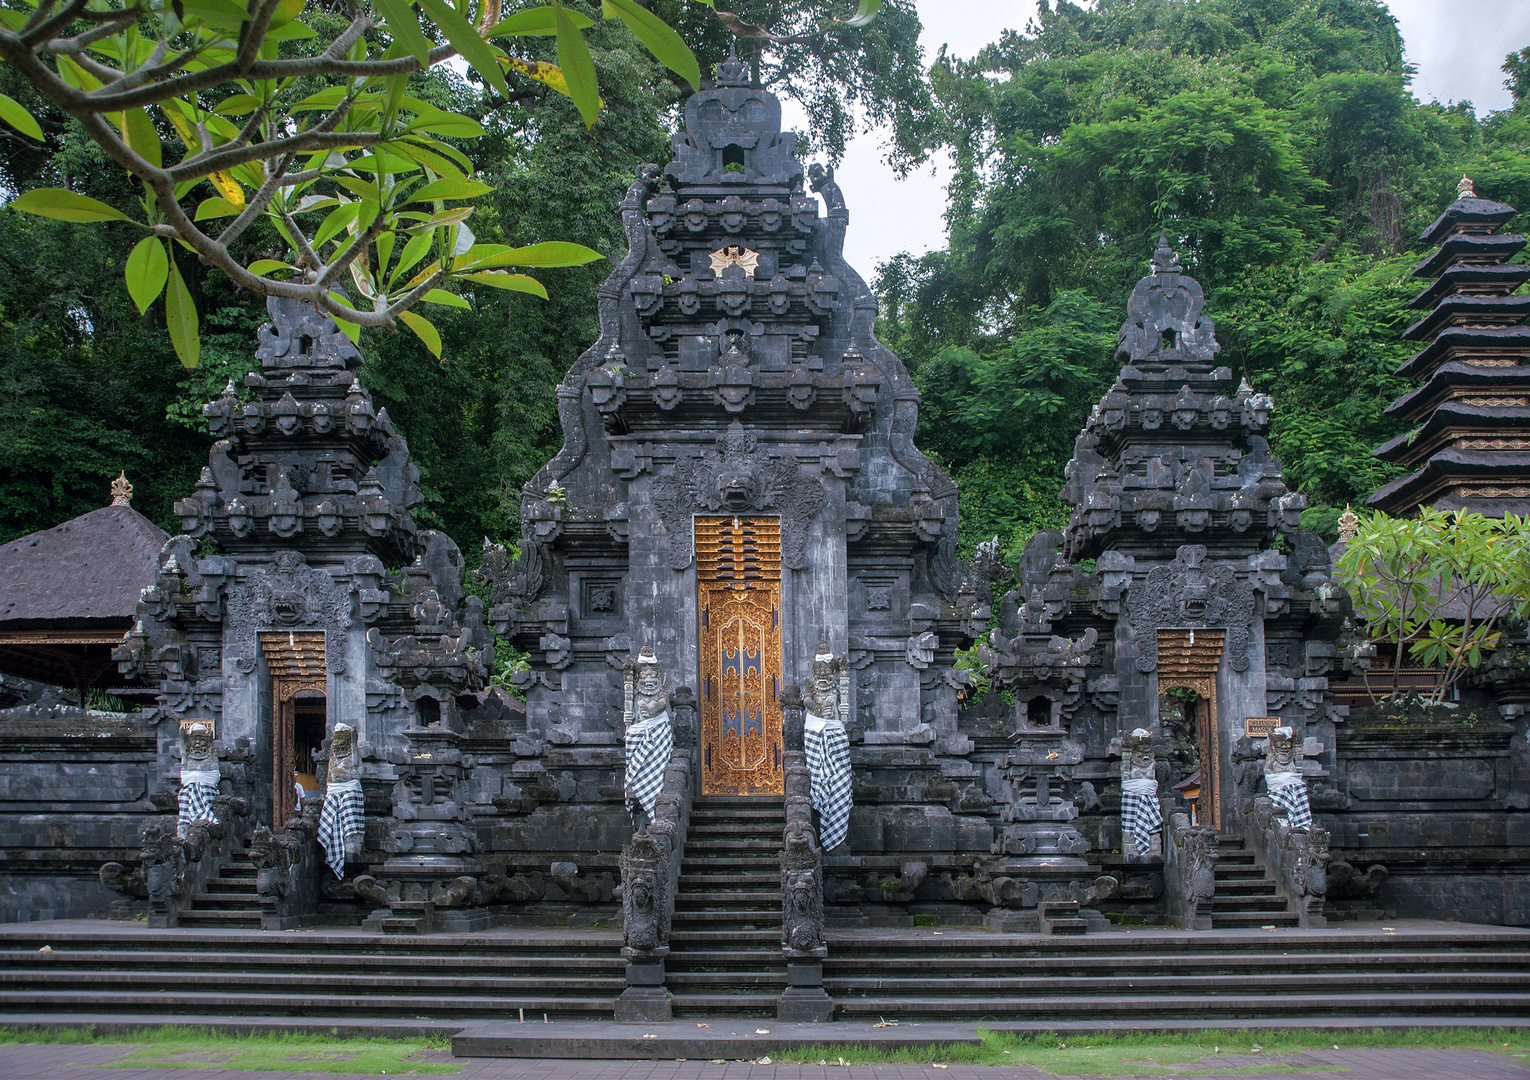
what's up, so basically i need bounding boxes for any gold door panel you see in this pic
[697,516,784,796]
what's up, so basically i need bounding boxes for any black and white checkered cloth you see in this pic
[624,711,672,818]
[804,712,852,851]
[1120,777,1162,841]
[318,779,365,878]
[177,781,219,825]
[1266,772,1312,830]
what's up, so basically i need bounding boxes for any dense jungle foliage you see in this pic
[1,0,1527,569]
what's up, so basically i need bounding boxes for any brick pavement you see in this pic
[0,1044,1526,1079]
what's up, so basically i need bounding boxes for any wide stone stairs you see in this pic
[0,928,624,1018]
[176,855,262,930]
[823,929,1530,1020]
[1210,834,1298,929]
[665,797,785,1017]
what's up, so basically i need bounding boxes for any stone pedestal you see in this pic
[777,948,833,1021]
[616,947,671,1022]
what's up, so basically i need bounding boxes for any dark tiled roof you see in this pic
[1419,195,1518,246]
[0,505,168,628]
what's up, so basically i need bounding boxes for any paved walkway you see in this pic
[0,1044,1526,1079]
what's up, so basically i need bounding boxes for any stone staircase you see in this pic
[0,927,624,1018]
[1210,834,1298,929]
[824,928,1530,1020]
[665,797,785,1017]
[177,854,262,930]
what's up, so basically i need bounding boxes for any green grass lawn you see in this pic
[0,1025,461,1074]
[774,1026,1530,1075]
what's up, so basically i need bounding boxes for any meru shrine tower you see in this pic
[1,53,1528,1023]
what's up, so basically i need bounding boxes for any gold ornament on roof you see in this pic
[110,471,133,506]
[1337,504,1360,541]
[709,246,759,277]
[1458,174,1476,198]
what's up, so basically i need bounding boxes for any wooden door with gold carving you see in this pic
[697,516,784,796]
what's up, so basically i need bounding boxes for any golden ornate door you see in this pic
[697,516,784,796]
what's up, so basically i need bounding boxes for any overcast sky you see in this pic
[784,0,1530,276]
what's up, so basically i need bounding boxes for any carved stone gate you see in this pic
[696,516,783,796]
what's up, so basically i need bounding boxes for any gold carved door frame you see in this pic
[260,631,327,827]
[1157,628,1225,830]
[697,516,784,796]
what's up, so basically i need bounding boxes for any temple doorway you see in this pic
[1157,628,1225,830]
[259,631,327,826]
[696,516,784,796]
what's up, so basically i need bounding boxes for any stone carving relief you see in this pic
[1124,544,1254,673]
[225,550,350,672]
[651,421,825,569]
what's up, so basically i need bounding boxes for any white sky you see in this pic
[784,0,1530,276]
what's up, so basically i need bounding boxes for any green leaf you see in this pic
[265,18,316,39]
[313,202,361,250]
[462,271,548,298]
[0,93,43,142]
[398,308,442,357]
[842,0,881,24]
[553,0,600,128]
[327,292,361,343]
[165,256,200,369]
[411,177,492,201]
[460,240,604,268]
[390,140,467,180]
[482,6,593,35]
[11,188,135,224]
[407,108,486,138]
[248,258,294,276]
[194,196,242,221]
[601,0,699,91]
[421,287,469,308]
[125,237,169,314]
[374,0,432,68]
[416,0,509,98]
[212,93,262,116]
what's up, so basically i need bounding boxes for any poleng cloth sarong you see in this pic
[624,711,672,818]
[318,778,364,878]
[1120,777,1162,841]
[178,769,220,825]
[804,712,852,851]
[1265,771,1312,830]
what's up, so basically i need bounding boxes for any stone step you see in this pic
[2,970,628,994]
[679,874,779,888]
[829,970,1528,994]
[668,993,780,1017]
[683,838,784,852]
[665,970,789,990]
[1211,912,1301,928]
[670,930,780,946]
[189,892,261,908]
[3,950,626,974]
[670,914,782,928]
[818,951,1530,974]
[174,911,262,927]
[674,891,781,906]
[831,991,1530,1020]
[0,990,615,1019]
[1210,898,1295,913]
[1217,882,1281,897]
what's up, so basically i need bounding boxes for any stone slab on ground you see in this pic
[451,1021,986,1060]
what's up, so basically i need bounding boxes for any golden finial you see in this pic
[1458,174,1476,198]
[1337,504,1360,541]
[110,471,133,506]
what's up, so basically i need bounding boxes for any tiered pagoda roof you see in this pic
[1369,176,1530,515]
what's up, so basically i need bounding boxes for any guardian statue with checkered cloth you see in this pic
[623,645,672,824]
[1263,726,1311,831]
[1120,727,1162,858]
[803,639,852,852]
[177,720,220,838]
[318,723,365,878]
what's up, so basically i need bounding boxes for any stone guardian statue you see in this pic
[317,723,365,877]
[177,720,220,838]
[623,646,673,820]
[1263,726,1311,830]
[1120,727,1162,857]
[802,639,852,851]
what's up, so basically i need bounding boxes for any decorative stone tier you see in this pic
[1370,177,1530,515]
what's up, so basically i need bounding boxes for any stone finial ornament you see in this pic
[1459,174,1476,198]
[1150,230,1181,272]
[111,471,133,506]
[1336,504,1360,541]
